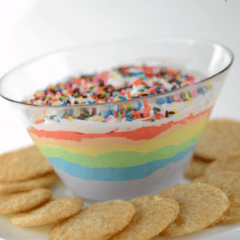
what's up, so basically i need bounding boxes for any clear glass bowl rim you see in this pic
[0,36,234,110]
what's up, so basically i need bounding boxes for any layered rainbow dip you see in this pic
[24,64,215,200]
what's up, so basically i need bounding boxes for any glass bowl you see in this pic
[0,37,234,201]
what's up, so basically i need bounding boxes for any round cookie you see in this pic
[0,188,52,214]
[157,182,229,237]
[195,119,240,161]
[193,171,240,225]
[0,145,53,182]
[10,197,84,227]
[110,195,179,240]
[0,173,58,194]
[49,200,136,240]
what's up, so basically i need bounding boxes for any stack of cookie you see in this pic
[185,118,240,179]
[183,118,240,228]
[48,185,229,240]
[0,145,84,227]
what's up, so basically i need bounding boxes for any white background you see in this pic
[0,0,239,153]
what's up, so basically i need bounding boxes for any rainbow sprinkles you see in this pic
[23,65,208,124]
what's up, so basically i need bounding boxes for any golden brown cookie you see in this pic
[0,145,53,182]
[185,157,210,179]
[157,182,229,237]
[110,195,179,240]
[0,188,52,214]
[0,172,58,194]
[10,197,84,227]
[195,119,240,161]
[49,200,136,240]
[193,171,240,225]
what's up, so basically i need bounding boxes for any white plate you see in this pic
[1,180,240,240]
